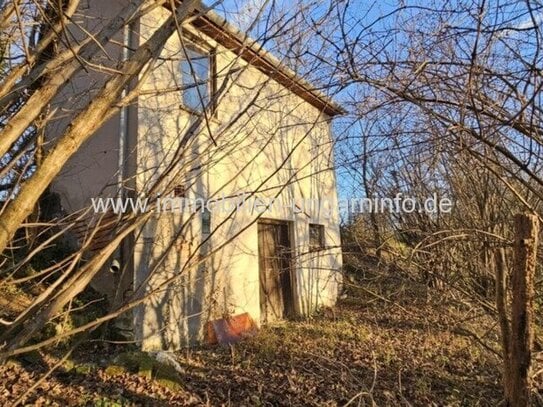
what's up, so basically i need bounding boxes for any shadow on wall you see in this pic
[133,107,221,349]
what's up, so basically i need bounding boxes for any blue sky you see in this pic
[208,0,543,209]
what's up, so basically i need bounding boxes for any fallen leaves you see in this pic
[0,277,503,406]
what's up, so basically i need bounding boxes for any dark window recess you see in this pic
[202,208,211,234]
[309,224,325,251]
[180,46,211,112]
[173,184,185,197]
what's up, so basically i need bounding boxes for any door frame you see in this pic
[257,218,297,322]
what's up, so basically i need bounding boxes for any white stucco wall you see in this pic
[134,7,343,350]
[49,1,343,350]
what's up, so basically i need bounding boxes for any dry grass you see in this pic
[174,277,502,406]
[0,275,503,406]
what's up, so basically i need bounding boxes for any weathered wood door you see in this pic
[258,220,294,323]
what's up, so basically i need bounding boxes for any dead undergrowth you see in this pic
[0,274,503,406]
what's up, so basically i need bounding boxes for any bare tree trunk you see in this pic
[495,247,511,401]
[0,0,149,158]
[507,213,539,406]
[0,0,200,255]
[0,0,81,105]
[0,212,150,357]
[0,1,17,32]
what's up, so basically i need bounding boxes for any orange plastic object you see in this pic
[206,312,258,345]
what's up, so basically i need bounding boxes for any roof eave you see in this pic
[176,5,345,116]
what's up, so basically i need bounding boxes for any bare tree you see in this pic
[0,0,343,369]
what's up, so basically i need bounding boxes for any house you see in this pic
[48,1,344,350]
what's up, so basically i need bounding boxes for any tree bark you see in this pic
[0,0,149,159]
[0,0,81,107]
[0,0,199,254]
[495,247,511,401]
[507,213,539,406]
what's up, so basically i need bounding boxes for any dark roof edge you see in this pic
[189,8,345,117]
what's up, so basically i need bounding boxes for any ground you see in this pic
[0,275,503,406]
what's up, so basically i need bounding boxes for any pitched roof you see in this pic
[188,8,345,117]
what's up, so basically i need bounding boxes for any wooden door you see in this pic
[258,221,294,323]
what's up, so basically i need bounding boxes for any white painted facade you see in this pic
[50,2,343,350]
